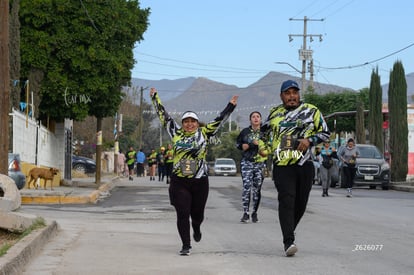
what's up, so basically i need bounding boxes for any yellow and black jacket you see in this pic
[151,92,236,178]
[262,102,330,166]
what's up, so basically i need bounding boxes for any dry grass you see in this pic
[0,229,22,256]
[0,217,46,257]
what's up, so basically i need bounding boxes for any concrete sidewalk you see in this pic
[0,176,118,274]
[19,175,118,205]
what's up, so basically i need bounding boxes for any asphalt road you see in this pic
[19,176,414,275]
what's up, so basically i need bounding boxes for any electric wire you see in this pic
[138,59,267,74]
[317,42,414,70]
[136,51,266,73]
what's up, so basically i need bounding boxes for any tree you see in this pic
[9,0,20,110]
[20,0,150,182]
[20,1,149,122]
[0,0,10,174]
[368,67,384,152]
[303,90,369,134]
[210,131,240,164]
[388,61,408,182]
[355,100,365,144]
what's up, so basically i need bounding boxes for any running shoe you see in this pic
[251,212,258,223]
[240,213,249,223]
[179,245,191,256]
[193,231,202,242]
[285,243,298,257]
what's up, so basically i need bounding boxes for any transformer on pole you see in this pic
[288,16,323,91]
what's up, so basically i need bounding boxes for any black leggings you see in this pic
[342,166,356,189]
[169,175,209,247]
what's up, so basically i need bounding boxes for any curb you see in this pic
[0,220,59,275]
[20,181,116,205]
[391,185,414,192]
[21,195,93,204]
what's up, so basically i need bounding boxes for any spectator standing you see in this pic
[136,149,146,177]
[262,80,330,257]
[117,150,127,177]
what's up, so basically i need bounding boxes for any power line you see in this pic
[137,59,267,74]
[290,0,319,19]
[134,41,414,86]
[288,16,324,91]
[133,70,266,83]
[320,0,355,19]
[316,42,414,70]
[136,51,267,73]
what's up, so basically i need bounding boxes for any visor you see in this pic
[182,111,199,121]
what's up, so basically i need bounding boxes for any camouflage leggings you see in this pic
[241,159,265,214]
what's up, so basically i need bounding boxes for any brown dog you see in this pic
[27,167,59,190]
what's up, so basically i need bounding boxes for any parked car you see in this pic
[213,158,237,176]
[72,155,96,174]
[337,144,390,190]
[8,153,26,189]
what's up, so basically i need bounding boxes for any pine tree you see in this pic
[355,100,365,144]
[388,61,408,182]
[368,67,384,152]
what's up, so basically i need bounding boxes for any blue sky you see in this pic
[132,0,414,91]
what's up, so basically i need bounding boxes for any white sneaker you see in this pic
[285,244,298,257]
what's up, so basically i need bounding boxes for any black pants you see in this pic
[158,165,166,180]
[169,175,209,247]
[136,163,144,176]
[273,161,314,247]
[165,162,173,179]
[342,166,356,189]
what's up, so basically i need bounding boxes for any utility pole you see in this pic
[113,113,122,175]
[138,86,148,150]
[309,59,314,90]
[0,0,10,174]
[289,16,323,91]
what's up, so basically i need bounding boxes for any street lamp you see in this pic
[274,61,305,91]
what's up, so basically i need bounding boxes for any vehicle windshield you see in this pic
[216,159,235,165]
[358,146,383,159]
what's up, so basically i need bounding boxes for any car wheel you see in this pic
[73,163,87,173]
[369,185,376,189]
[381,184,389,190]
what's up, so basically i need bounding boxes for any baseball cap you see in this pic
[280,80,300,93]
[181,111,199,121]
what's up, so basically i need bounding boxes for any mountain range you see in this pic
[130,71,414,127]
